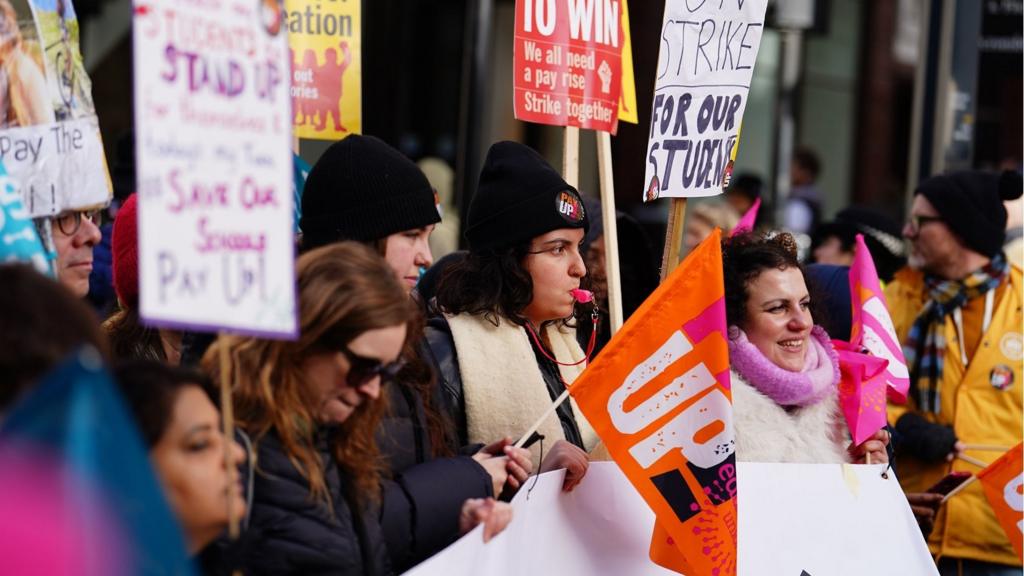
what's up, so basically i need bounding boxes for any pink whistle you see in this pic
[571,289,594,303]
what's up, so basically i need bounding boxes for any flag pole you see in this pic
[942,475,979,503]
[596,131,623,334]
[956,453,989,468]
[514,389,570,449]
[961,444,1011,452]
[660,198,687,282]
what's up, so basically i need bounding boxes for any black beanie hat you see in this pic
[299,135,440,248]
[915,170,1024,257]
[465,141,588,252]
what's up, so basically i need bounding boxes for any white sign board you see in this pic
[133,0,296,338]
[642,0,768,201]
[2,0,110,216]
[406,462,938,576]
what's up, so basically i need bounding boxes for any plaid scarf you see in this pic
[904,253,1009,413]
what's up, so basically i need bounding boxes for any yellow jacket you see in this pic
[886,265,1023,566]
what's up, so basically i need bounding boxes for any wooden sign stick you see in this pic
[563,126,580,188]
[218,334,240,541]
[659,198,687,282]
[596,131,624,334]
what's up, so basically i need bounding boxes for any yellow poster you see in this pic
[617,0,638,124]
[286,0,361,140]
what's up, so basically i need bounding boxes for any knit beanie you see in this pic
[915,170,1024,257]
[299,135,440,248]
[465,141,588,252]
[112,193,139,308]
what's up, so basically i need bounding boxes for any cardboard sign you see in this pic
[1,0,110,217]
[133,0,297,338]
[978,443,1024,559]
[643,0,767,201]
[617,0,637,124]
[513,0,624,134]
[286,0,361,140]
[405,462,938,576]
[570,229,738,575]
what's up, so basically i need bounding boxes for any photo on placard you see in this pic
[0,0,55,127]
[27,0,94,121]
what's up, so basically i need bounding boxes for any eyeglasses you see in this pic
[907,214,943,234]
[339,346,406,388]
[54,209,102,236]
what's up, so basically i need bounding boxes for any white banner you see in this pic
[133,0,296,338]
[642,0,767,201]
[406,462,938,576]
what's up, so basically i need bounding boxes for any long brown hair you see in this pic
[203,242,415,504]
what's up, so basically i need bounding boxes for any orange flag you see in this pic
[570,229,736,575]
[977,443,1024,559]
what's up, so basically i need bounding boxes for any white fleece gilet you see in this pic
[731,370,851,464]
[446,313,600,465]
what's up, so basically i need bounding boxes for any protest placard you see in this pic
[286,0,361,140]
[617,0,636,124]
[404,462,938,576]
[513,0,624,134]
[0,0,110,217]
[133,0,297,338]
[643,0,768,201]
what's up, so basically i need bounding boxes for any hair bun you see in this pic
[770,231,799,258]
[999,170,1023,201]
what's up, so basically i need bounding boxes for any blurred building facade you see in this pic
[80,0,1022,247]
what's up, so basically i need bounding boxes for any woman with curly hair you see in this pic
[722,231,888,464]
[204,242,510,575]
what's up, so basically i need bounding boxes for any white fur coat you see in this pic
[446,313,601,465]
[731,370,851,464]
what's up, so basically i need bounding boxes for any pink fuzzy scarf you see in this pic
[728,325,840,407]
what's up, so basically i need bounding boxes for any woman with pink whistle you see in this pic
[426,141,605,492]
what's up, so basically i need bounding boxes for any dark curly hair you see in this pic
[433,245,587,329]
[722,232,821,329]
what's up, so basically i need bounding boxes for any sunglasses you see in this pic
[338,346,406,388]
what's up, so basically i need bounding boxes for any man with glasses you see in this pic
[885,170,1023,575]
[37,207,102,298]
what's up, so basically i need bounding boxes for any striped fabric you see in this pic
[903,253,1008,413]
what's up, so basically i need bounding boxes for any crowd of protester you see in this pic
[1,134,1021,576]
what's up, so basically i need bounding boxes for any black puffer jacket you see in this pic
[376,348,494,572]
[242,430,391,576]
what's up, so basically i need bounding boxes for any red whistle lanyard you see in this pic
[524,307,600,367]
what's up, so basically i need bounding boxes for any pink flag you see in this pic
[731,197,761,236]
[849,234,911,402]
[834,339,890,446]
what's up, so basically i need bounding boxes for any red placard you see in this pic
[513,0,623,134]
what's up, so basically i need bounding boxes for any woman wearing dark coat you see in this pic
[298,136,529,571]
[203,244,512,575]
